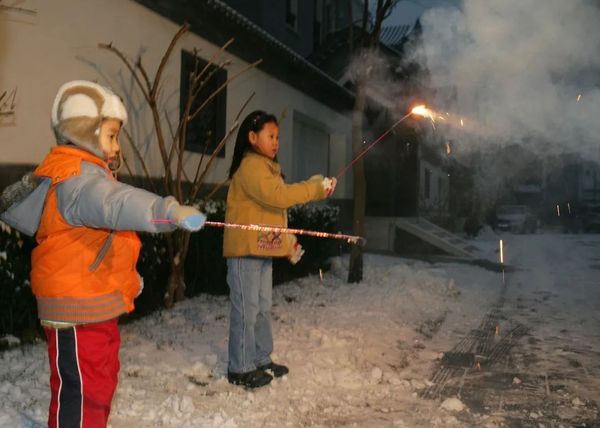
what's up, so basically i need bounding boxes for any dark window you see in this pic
[180,50,227,156]
[286,0,298,30]
[313,0,322,48]
[424,167,431,199]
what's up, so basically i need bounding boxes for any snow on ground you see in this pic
[1,231,599,427]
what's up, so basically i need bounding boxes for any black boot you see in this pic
[227,369,273,388]
[257,362,289,378]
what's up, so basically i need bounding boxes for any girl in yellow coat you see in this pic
[224,110,336,388]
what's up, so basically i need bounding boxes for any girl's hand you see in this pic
[322,177,337,197]
[289,235,305,265]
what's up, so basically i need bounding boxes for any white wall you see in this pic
[0,0,352,198]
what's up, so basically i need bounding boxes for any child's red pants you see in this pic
[44,318,120,428]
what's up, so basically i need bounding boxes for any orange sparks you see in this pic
[411,104,435,120]
[411,104,437,129]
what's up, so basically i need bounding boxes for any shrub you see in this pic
[0,223,38,344]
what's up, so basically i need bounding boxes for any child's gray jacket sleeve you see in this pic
[0,173,49,236]
[56,162,178,232]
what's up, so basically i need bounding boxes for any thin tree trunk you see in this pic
[165,262,186,308]
[164,230,189,307]
[348,79,367,283]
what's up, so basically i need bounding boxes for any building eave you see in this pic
[133,0,355,112]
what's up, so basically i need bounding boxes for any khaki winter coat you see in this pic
[223,152,326,258]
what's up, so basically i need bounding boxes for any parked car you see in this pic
[495,205,537,233]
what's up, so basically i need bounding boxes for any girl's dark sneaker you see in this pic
[257,362,289,377]
[227,369,272,388]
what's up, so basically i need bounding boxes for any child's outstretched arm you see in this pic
[56,162,204,232]
[241,158,333,210]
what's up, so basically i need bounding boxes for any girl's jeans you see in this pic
[227,257,273,374]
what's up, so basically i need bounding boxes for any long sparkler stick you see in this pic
[150,219,366,245]
[335,111,412,179]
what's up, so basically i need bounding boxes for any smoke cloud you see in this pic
[417,0,600,158]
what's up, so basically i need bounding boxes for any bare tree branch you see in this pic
[0,4,36,14]
[192,38,234,91]
[121,153,134,177]
[164,109,192,184]
[189,120,239,202]
[135,56,153,94]
[99,42,151,102]
[121,128,157,194]
[151,24,189,98]
[190,90,254,198]
[201,178,229,203]
[189,59,262,121]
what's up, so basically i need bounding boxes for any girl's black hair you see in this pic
[228,110,279,178]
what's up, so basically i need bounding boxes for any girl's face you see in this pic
[98,118,121,164]
[249,121,279,159]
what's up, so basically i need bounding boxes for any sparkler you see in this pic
[556,205,561,217]
[335,111,412,179]
[150,219,366,245]
[335,104,443,180]
[577,94,582,102]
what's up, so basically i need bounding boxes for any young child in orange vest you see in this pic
[223,110,336,388]
[1,80,205,427]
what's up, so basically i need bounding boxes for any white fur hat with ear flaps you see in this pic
[51,80,128,158]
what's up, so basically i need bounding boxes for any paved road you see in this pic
[423,233,600,426]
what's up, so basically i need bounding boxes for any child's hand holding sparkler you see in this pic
[322,177,337,197]
[168,205,206,231]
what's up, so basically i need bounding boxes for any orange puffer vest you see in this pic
[31,146,141,323]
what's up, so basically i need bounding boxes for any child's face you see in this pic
[98,118,122,164]
[249,122,279,159]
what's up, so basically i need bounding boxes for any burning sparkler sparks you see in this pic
[411,104,434,119]
[499,239,504,264]
[411,104,468,131]
[577,94,582,102]
[411,104,437,128]
[556,205,561,217]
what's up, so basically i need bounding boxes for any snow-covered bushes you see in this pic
[0,223,37,345]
